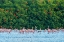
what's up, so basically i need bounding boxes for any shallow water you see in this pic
[0,30,64,42]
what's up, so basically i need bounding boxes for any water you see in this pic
[0,30,64,42]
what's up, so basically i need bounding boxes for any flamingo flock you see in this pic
[0,28,11,33]
[19,29,35,33]
[0,27,64,34]
[47,28,58,34]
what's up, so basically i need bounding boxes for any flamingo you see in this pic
[52,29,57,33]
[47,28,52,34]
[19,28,26,33]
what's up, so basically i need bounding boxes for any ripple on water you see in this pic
[0,31,64,42]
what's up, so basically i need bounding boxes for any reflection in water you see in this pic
[0,30,64,42]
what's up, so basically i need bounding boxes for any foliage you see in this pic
[0,0,64,29]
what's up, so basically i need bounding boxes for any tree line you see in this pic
[0,0,64,29]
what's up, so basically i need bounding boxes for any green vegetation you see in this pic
[0,0,64,29]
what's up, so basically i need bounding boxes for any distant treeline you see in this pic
[0,0,64,29]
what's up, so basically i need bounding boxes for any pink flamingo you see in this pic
[47,26,52,34]
[19,28,26,33]
[52,29,57,33]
